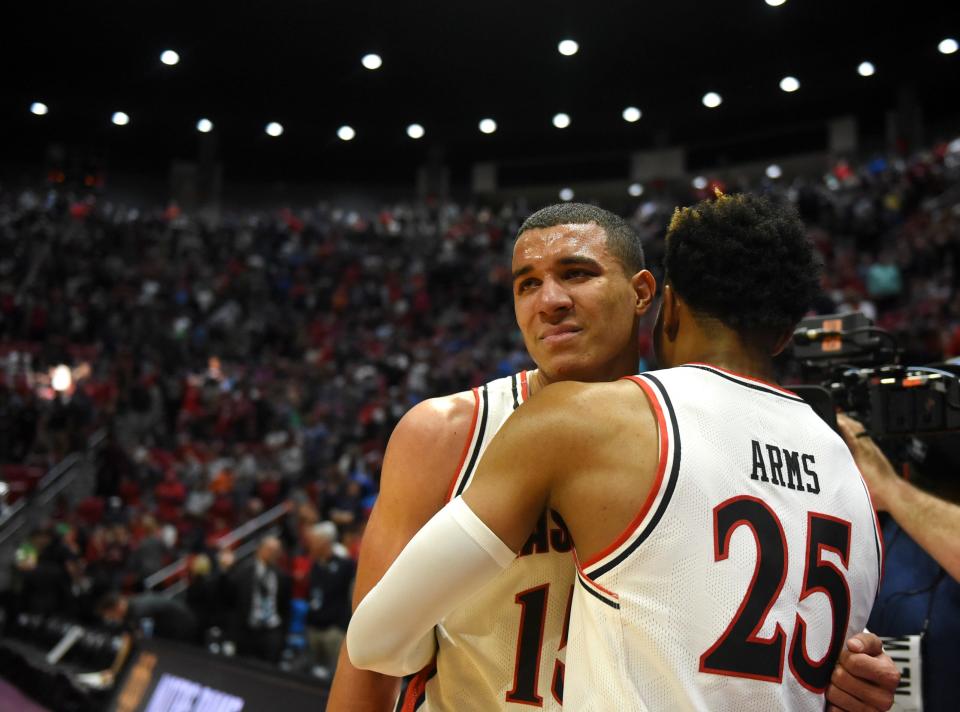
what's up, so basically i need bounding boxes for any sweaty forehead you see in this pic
[512,222,611,267]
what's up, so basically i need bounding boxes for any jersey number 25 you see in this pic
[699,495,852,693]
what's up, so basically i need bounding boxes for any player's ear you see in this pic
[662,283,680,342]
[631,270,657,316]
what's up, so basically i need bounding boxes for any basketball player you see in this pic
[347,194,888,711]
[331,202,898,711]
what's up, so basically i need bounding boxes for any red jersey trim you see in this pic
[685,362,800,397]
[573,550,620,601]
[444,388,481,503]
[578,375,670,571]
[399,658,437,712]
[520,370,529,401]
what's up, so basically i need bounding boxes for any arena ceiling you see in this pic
[4,0,960,186]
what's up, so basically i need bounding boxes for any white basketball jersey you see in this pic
[566,364,883,711]
[398,371,575,712]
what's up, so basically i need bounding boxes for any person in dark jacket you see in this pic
[304,521,355,670]
[222,535,291,664]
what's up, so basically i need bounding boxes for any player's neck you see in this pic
[670,313,778,383]
[682,342,777,384]
[527,357,638,397]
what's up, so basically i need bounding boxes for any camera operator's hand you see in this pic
[837,413,960,583]
[837,414,900,511]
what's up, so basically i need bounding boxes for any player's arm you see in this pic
[327,393,475,711]
[347,383,587,675]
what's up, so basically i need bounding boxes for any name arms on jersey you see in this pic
[750,440,821,494]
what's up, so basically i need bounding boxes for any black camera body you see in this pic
[789,312,960,438]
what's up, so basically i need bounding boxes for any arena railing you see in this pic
[0,429,104,591]
[143,499,293,597]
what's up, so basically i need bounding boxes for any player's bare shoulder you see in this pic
[381,389,477,499]
[524,379,656,435]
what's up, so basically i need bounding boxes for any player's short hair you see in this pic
[664,192,821,346]
[517,203,645,274]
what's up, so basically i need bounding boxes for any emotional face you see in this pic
[512,223,642,385]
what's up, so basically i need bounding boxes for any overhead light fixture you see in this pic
[406,123,425,139]
[939,38,958,55]
[622,106,642,123]
[558,39,579,56]
[766,164,783,179]
[112,111,130,126]
[552,112,571,129]
[479,118,497,134]
[361,53,383,70]
[265,122,284,137]
[628,183,644,197]
[779,76,800,92]
[857,61,875,77]
[160,49,180,66]
[559,187,574,201]
[702,92,722,108]
[765,0,786,6]
[337,125,356,141]
[196,118,214,133]
[692,176,708,190]
[30,101,48,116]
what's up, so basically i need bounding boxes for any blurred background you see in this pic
[1,1,959,710]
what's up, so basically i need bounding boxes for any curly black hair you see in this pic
[664,192,821,345]
[517,202,645,274]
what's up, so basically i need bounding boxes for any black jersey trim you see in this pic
[511,372,521,411]
[577,572,620,609]
[682,364,806,403]
[455,385,489,497]
[586,373,682,580]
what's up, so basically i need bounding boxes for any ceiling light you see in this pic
[337,125,356,141]
[196,118,214,133]
[112,111,130,126]
[779,76,800,92]
[628,183,644,197]
[765,0,786,6]
[30,101,48,116]
[622,106,642,123]
[559,187,574,201]
[160,49,180,66]
[558,39,579,56]
[766,164,783,179]
[692,176,708,190]
[702,92,722,108]
[939,38,959,55]
[479,118,497,134]
[361,53,383,70]
[265,122,284,137]
[857,61,875,77]
[406,123,425,139]
[552,112,571,129]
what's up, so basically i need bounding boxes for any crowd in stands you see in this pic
[2,135,959,673]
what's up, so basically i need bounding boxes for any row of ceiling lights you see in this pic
[24,36,960,140]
